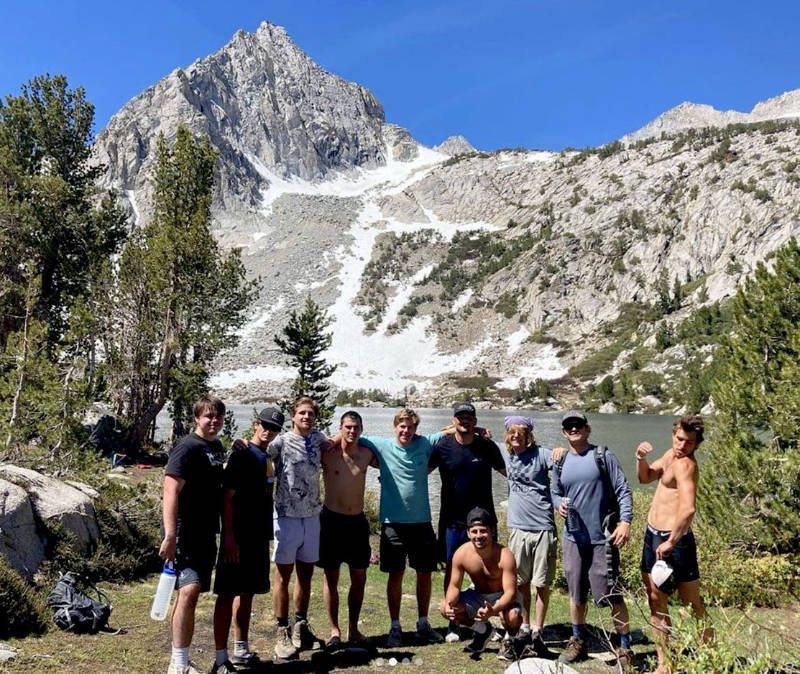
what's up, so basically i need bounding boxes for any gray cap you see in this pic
[258,406,285,431]
[562,410,588,425]
[453,402,477,417]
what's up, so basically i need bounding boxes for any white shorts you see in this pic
[272,514,320,565]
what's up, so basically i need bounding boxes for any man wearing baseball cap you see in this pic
[442,507,523,655]
[551,410,635,670]
[211,406,284,672]
[429,402,506,642]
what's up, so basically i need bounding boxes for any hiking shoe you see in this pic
[558,636,588,664]
[230,652,262,667]
[490,627,504,642]
[445,629,461,643]
[386,625,403,648]
[415,621,444,644]
[274,626,299,661]
[497,639,516,661]
[209,661,238,674]
[464,627,492,654]
[291,619,321,651]
[615,647,637,672]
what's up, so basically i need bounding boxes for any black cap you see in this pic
[562,410,588,424]
[453,402,477,417]
[466,506,496,530]
[258,406,285,431]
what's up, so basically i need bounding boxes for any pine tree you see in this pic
[699,238,800,553]
[103,127,258,448]
[274,297,337,429]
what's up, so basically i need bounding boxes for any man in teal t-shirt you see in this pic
[359,408,444,648]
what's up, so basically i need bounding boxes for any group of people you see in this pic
[158,394,709,674]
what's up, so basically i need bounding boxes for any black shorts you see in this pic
[640,526,700,590]
[317,507,372,570]
[176,535,217,592]
[213,538,271,595]
[380,522,437,573]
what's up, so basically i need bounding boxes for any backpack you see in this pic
[46,572,114,634]
[553,445,620,533]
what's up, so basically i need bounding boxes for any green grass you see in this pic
[4,560,798,673]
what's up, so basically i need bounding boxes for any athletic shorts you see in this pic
[175,536,216,592]
[458,588,522,620]
[213,538,271,595]
[508,528,557,588]
[640,526,700,591]
[380,522,437,573]
[273,514,320,565]
[317,507,371,570]
[562,537,623,607]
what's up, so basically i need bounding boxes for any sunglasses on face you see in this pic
[260,421,280,431]
[562,422,586,432]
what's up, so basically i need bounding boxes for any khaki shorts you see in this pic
[508,528,557,588]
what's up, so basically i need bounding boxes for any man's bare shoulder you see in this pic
[672,454,699,479]
[498,545,516,567]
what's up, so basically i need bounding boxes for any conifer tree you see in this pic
[103,127,257,448]
[699,238,800,553]
[274,297,337,429]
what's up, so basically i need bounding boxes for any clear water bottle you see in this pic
[150,563,177,620]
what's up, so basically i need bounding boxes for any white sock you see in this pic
[520,622,532,634]
[233,640,248,656]
[391,619,401,630]
[215,649,228,666]
[473,621,488,634]
[171,646,189,667]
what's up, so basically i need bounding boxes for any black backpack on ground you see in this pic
[46,572,115,634]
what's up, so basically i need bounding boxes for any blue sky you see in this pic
[2,1,799,150]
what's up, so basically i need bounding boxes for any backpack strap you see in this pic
[594,445,619,517]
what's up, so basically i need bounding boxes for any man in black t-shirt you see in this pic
[210,406,285,673]
[429,402,506,642]
[160,394,226,674]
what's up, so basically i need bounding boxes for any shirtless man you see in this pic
[318,410,376,648]
[636,415,710,674]
[442,507,522,655]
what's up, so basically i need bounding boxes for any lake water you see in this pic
[211,405,674,518]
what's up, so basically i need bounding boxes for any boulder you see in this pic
[0,465,99,555]
[0,478,45,579]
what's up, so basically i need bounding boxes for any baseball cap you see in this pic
[453,402,477,417]
[651,559,676,594]
[466,506,497,529]
[562,410,588,425]
[258,406,285,431]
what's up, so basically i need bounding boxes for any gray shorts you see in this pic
[562,538,623,607]
[459,588,522,620]
[508,528,557,588]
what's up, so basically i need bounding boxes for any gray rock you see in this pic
[0,466,99,555]
[0,477,44,579]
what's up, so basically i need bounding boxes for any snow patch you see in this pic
[126,190,140,225]
[210,365,294,389]
[494,344,567,389]
[451,289,473,313]
[505,327,530,355]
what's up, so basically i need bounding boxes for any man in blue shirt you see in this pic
[551,410,635,671]
[359,408,445,648]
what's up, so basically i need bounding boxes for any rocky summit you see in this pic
[93,21,800,408]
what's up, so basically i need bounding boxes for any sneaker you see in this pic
[415,621,444,644]
[291,619,321,651]
[558,636,588,664]
[230,652,262,667]
[615,647,637,672]
[497,639,516,662]
[444,629,461,643]
[518,635,556,660]
[489,627,504,642]
[386,625,403,648]
[464,626,492,654]
[274,626,299,661]
[209,661,238,674]
[167,663,201,674]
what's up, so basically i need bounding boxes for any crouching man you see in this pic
[442,507,522,656]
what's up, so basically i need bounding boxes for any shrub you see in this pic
[0,555,47,638]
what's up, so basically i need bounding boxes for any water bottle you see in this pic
[150,562,178,620]
[563,497,579,533]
